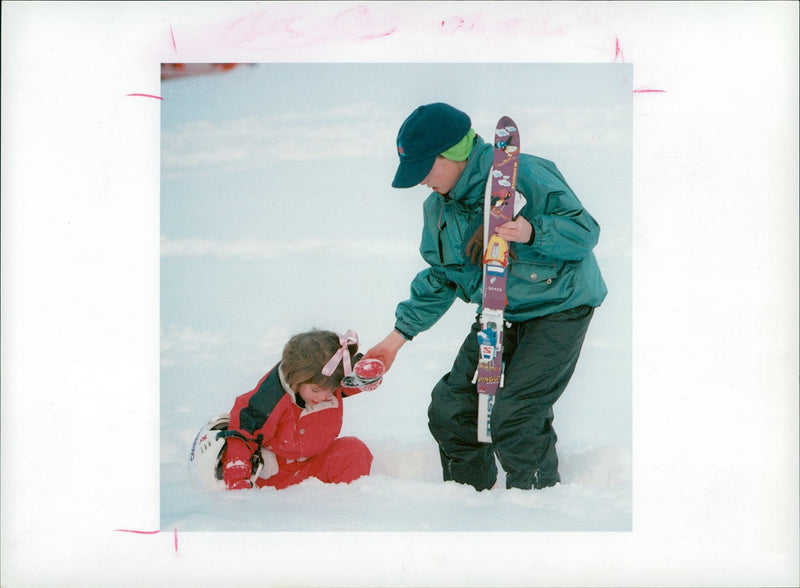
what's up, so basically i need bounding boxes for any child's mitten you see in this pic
[341,357,386,393]
[222,436,254,490]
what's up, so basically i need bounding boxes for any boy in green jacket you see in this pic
[365,103,607,491]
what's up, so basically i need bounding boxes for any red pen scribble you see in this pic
[441,16,468,33]
[126,93,164,101]
[170,24,177,53]
[227,11,313,50]
[614,36,624,63]
[115,528,178,552]
[334,5,397,39]
[614,36,660,92]
[225,5,397,50]
[440,14,563,36]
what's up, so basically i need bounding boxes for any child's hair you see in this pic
[281,329,358,391]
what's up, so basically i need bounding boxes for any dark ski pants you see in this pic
[428,305,594,491]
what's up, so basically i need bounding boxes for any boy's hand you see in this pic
[363,330,407,371]
[496,216,533,244]
[465,217,532,266]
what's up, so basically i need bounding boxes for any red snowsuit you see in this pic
[224,363,373,490]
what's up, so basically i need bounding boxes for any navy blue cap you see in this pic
[392,103,471,189]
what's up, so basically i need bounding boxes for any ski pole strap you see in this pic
[321,330,358,377]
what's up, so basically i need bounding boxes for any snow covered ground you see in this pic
[162,450,631,532]
[161,320,632,532]
[159,255,633,534]
[160,255,633,533]
[158,61,634,533]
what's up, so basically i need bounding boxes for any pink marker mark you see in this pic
[170,24,177,53]
[441,16,467,33]
[633,89,667,93]
[335,5,397,39]
[439,13,563,36]
[614,36,624,63]
[126,93,164,101]
[115,528,178,552]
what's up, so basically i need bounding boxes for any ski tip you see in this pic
[495,116,519,141]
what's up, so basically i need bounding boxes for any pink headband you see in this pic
[321,330,358,377]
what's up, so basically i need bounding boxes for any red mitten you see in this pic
[341,358,385,393]
[222,436,253,490]
[355,358,385,384]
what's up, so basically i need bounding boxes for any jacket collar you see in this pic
[277,365,339,415]
[447,135,493,211]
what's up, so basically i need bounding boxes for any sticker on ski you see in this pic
[476,116,520,443]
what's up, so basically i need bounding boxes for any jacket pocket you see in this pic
[506,261,561,310]
[509,261,558,285]
[437,221,463,266]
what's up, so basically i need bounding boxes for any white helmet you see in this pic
[188,414,263,491]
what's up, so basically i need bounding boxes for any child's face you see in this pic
[420,156,467,195]
[297,383,335,405]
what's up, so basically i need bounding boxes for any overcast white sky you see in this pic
[160,63,632,238]
[159,62,633,388]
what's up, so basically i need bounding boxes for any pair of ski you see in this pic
[475,116,521,443]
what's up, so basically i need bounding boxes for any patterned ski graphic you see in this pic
[476,116,520,443]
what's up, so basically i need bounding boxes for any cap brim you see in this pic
[391,155,436,189]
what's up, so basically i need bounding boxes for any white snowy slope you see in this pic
[162,445,631,532]
[160,297,632,533]
[158,62,633,534]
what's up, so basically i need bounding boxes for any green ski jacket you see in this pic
[394,135,608,339]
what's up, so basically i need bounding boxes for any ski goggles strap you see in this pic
[321,330,358,377]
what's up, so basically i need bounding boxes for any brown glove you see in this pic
[464,224,518,265]
[464,224,484,265]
